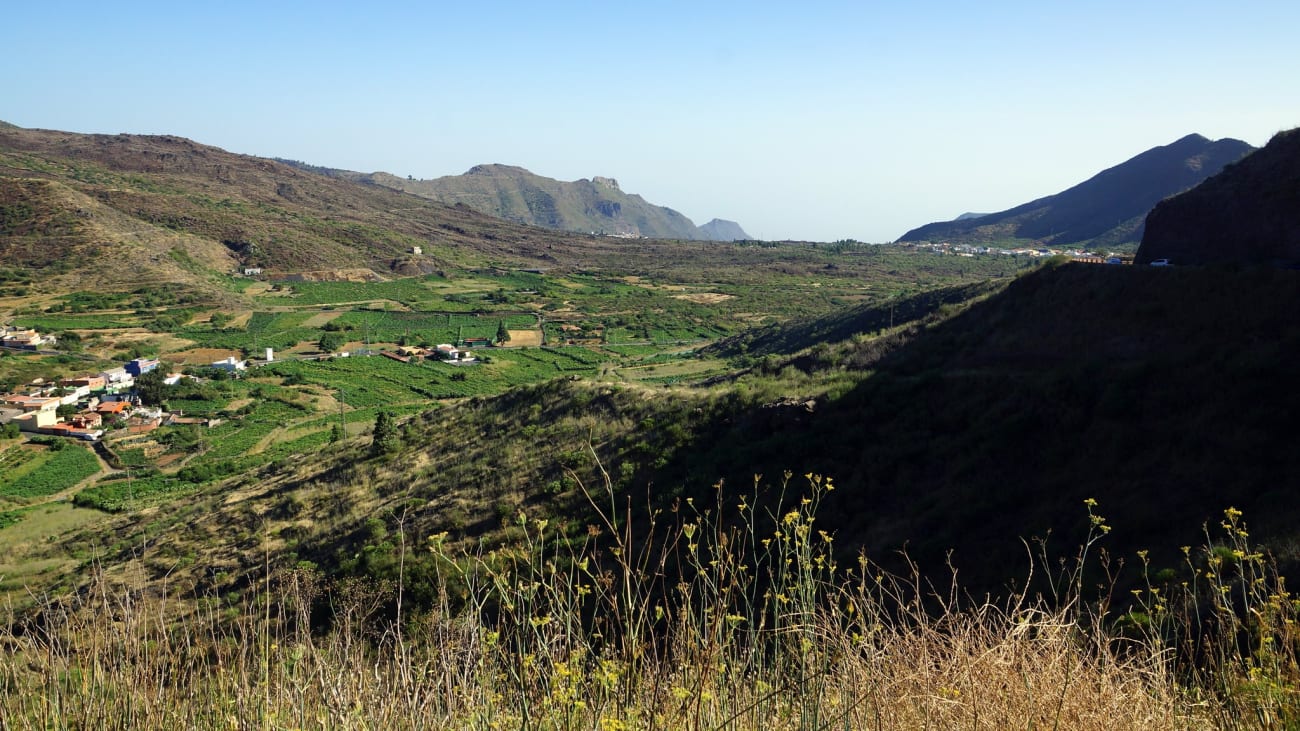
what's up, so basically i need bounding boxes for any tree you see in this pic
[370,411,400,457]
[329,423,343,443]
[496,320,511,344]
[318,331,345,353]
[57,330,83,352]
[136,367,168,407]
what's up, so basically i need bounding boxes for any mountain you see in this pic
[897,134,1256,249]
[345,164,746,241]
[0,125,598,292]
[696,218,752,241]
[1137,128,1300,266]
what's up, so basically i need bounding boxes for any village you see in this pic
[0,322,498,444]
[897,241,1132,264]
[0,340,194,443]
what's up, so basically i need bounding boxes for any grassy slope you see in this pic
[665,263,1300,589]
[31,261,1295,616]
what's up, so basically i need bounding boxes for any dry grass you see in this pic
[1,477,1293,730]
[673,292,735,304]
[506,329,544,347]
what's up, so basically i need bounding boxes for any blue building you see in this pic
[125,358,160,377]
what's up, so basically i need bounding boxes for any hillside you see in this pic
[40,262,1296,611]
[347,164,748,241]
[1138,127,1300,265]
[897,134,1255,249]
[677,263,1300,588]
[0,125,593,295]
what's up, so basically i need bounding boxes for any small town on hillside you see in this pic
[0,323,486,444]
[0,337,191,442]
[898,242,1133,263]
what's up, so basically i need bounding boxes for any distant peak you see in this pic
[1173,133,1211,145]
[592,176,620,191]
[465,163,531,176]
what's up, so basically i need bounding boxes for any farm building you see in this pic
[211,356,248,373]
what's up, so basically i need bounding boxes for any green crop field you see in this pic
[11,313,144,331]
[73,474,197,513]
[266,277,445,306]
[0,444,100,501]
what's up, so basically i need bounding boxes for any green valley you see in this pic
[3,122,1299,729]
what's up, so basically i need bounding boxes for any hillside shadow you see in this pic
[652,263,1300,594]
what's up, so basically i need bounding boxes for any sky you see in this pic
[5,1,1299,242]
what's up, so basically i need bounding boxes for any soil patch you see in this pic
[166,348,243,366]
[302,311,345,327]
[280,269,385,283]
[673,293,734,304]
[506,329,543,347]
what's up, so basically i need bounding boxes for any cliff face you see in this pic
[363,165,744,241]
[1137,128,1300,266]
[897,134,1255,248]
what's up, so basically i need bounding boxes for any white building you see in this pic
[211,356,248,373]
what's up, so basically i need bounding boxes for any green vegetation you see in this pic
[73,474,195,513]
[4,120,1296,729]
[369,411,399,456]
[0,443,99,501]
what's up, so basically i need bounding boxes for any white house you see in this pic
[2,329,46,349]
[99,367,131,384]
[211,356,248,373]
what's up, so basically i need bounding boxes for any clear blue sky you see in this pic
[6,1,1298,242]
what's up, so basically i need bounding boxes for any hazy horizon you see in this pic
[5,1,1297,242]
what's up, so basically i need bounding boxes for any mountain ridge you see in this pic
[0,124,614,294]
[897,134,1255,248]
[335,163,751,241]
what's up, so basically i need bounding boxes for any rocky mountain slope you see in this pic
[1138,127,1300,266]
[897,134,1255,248]
[347,164,749,241]
[0,124,590,294]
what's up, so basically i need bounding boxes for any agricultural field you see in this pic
[0,242,1034,527]
[7,345,621,518]
[0,442,100,503]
